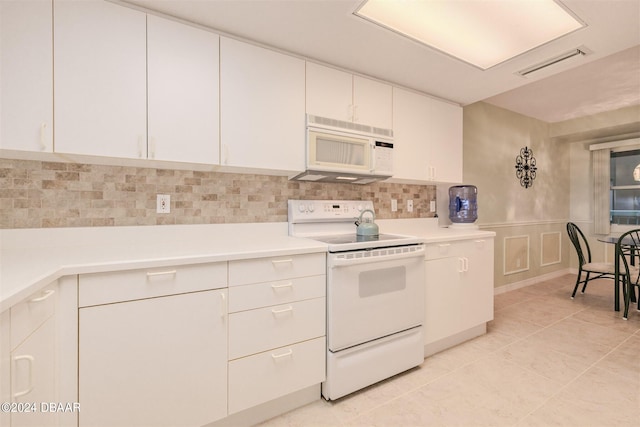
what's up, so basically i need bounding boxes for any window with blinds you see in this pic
[610,149,640,225]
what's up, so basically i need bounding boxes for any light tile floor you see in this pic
[258,274,640,426]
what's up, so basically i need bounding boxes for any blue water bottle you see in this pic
[448,185,478,224]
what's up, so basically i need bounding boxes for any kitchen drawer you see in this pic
[11,282,57,350]
[228,297,325,359]
[228,253,325,286]
[424,241,465,260]
[228,275,325,313]
[79,262,227,307]
[228,337,325,414]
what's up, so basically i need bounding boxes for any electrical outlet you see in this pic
[430,200,436,212]
[407,200,413,212]
[391,199,397,212]
[157,194,170,213]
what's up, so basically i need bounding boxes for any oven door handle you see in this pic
[329,246,425,267]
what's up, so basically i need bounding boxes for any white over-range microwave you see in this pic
[291,115,394,185]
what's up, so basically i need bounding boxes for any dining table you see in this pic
[597,235,638,311]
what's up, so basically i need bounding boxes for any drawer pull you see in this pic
[146,270,177,278]
[438,243,451,248]
[271,306,293,315]
[271,258,293,265]
[13,355,34,398]
[29,289,55,303]
[271,349,293,360]
[271,281,293,290]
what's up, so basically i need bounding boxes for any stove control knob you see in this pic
[308,204,315,212]
[298,204,306,213]
[357,204,363,212]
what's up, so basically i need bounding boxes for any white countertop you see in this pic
[378,218,496,243]
[0,219,495,313]
[0,223,327,313]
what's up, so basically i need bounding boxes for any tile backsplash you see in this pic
[0,158,436,229]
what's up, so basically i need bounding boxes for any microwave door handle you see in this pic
[370,141,376,173]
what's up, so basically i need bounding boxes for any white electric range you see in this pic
[288,200,425,400]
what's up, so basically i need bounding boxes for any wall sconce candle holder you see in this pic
[515,146,537,189]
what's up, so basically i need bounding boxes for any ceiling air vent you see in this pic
[517,47,590,77]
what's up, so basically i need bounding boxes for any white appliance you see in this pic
[288,200,425,400]
[291,115,394,184]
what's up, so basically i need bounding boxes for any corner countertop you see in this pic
[0,223,327,313]
[0,219,495,313]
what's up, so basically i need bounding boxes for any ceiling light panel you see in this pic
[354,0,585,70]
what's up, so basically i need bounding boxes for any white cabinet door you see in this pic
[147,15,220,164]
[11,318,57,427]
[79,290,228,427]
[0,0,53,152]
[353,75,393,130]
[306,62,392,129]
[220,37,305,173]
[54,0,147,159]
[0,310,10,427]
[305,62,353,122]
[392,87,462,183]
[392,87,430,182]
[462,239,494,326]
[424,254,464,345]
[426,97,463,183]
[424,239,494,347]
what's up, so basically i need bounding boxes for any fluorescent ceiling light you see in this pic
[354,0,585,70]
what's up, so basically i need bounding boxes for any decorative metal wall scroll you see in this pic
[515,146,537,189]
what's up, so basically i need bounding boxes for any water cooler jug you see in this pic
[448,185,478,228]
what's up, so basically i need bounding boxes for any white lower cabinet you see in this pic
[7,283,59,427]
[78,265,228,427]
[227,254,326,414]
[424,238,494,353]
[228,337,325,414]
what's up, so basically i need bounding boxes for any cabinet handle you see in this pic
[39,122,47,150]
[29,289,55,303]
[149,137,156,159]
[271,305,293,315]
[271,281,293,290]
[12,355,34,398]
[457,257,465,273]
[463,257,469,272]
[220,292,227,319]
[138,135,145,158]
[271,258,293,265]
[223,143,229,165]
[271,349,293,360]
[146,270,177,278]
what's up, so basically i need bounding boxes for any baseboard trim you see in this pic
[494,268,572,295]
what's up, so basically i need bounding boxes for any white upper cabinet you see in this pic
[0,0,53,152]
[220,37,305,173]
[427,96,463,183]
[147,15,220,165]
[54,0,147,159]
[306,62,393,130]
[392,87,462,183]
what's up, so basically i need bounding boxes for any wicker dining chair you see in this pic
[616,229,640,319]
[566,222,619,299]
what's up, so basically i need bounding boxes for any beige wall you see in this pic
[463,102,571,288]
